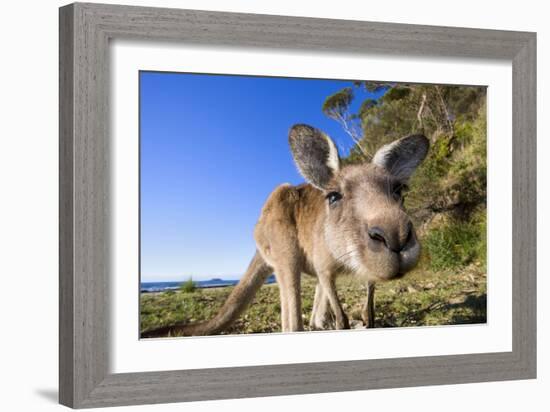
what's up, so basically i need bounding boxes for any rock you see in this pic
[350,320,365,329]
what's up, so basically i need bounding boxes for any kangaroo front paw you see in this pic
[309,310,335,330]
[342,313,350,329]
[336,313,350,329]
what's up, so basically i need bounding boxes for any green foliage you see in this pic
[179,277,197,293]
[383,86,410,101]
[444,105,487,210]
[423,211,486,271]
[322,87,354,120]
[361,81,392,93]
[358,98,378,118]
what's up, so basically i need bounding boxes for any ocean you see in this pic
[140,274,276,293]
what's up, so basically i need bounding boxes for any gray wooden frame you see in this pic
[59,2,536,408]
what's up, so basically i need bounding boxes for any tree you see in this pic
[322,87,369,158]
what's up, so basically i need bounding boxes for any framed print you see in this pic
[59,2,536,408]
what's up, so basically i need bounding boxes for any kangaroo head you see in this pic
[289,124,429,282]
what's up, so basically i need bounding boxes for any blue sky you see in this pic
[140,72,383,282]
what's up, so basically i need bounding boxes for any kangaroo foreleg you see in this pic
[275,265,304,332]
[317,274,349,330]
[361,282,376,328]
[274,272,289,332]
[310,283,334,330]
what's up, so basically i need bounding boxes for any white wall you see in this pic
[0,0,546,411]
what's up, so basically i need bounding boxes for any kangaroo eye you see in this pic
[326,191,343,205]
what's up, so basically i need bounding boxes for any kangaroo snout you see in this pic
[360,209,420,281]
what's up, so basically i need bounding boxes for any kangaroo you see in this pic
[142,124,429,337]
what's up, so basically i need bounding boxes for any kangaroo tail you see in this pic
[141,251,272,338]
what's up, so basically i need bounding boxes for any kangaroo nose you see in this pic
[368,222,412,253]
[368,226,388,247]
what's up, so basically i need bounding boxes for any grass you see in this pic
[140,263,487,337]
[422,210,486,272]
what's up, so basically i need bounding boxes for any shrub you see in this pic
[179,277,197,293]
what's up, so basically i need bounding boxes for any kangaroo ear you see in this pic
[289,124,340,190]
[372,134,430,181]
